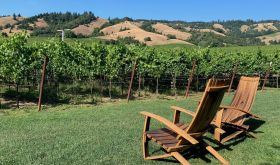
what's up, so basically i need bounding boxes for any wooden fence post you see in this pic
[262,62,272,91]
[38,56,48,112]
[228,64,238,95]
[185,61,196,98]
[127,61,137,102]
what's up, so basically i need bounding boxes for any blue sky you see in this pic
[0,0,279,21]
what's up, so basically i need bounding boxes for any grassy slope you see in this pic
[0,89,279,164]
[263,32,280,37]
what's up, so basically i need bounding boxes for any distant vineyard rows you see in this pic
[0,32,279,86]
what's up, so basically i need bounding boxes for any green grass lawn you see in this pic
[0,89,279,164]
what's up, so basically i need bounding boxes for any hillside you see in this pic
[258,32,280,44]
[1,12,280,46]
[99,28,193,46]
[213,23,229,33]
[98,21,193,45]
[185,27,225,36]
[72,18,108,36]
[152,23,192,40]
[0,16,25,27]
[253,23,278,32]
[100,21,140,35]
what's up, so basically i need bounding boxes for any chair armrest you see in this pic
[171,106,195,117]
[140,111,199,145]
[170,106,195,124]
[220,105,260,119]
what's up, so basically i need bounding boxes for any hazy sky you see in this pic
[0,0,279,21]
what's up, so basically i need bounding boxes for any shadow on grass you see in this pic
[0,101,17,109]
[204,118,266,157]
[149,119,266,164]
[217,118,265,145]
[149,144,229,164]
[271,144,280,150]
[246,118,266,133]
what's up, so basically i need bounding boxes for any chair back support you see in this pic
[186,79,228,134]
[222,76,260,125]
[231,76,259,111]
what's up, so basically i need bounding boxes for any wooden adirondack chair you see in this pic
[213,76,261,143]
[140,79,229,165]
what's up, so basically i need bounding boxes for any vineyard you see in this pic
[2,2,280,164]
[0,32,280,108]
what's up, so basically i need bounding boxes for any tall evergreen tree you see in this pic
[13,13,17,20]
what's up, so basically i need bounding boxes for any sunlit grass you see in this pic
[0,89,279,164]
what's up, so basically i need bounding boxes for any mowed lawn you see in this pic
[0,89,279,165]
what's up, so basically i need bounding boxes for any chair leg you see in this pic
[214,128,222,142]
[204,144,229,165]
[145,154,172,160]
[171,152,191,165]
[142,133,172,160]
[221,130,243,144]
[143,133,149,159]
[214,109,224,142]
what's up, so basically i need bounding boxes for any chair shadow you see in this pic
[153,144,228,164]
[149,149,180,164]
[245,118,266,133]
[152,118,266,164]
[209,118,266,144]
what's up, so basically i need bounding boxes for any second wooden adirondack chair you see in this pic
[213,76,261,143]
[140,79,229,165]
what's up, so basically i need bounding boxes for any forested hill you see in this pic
[1,12,280,47]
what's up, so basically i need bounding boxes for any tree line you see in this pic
[17,12,96,36]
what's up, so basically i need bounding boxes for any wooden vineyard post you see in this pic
[138,73,141,97]
[109,79,112,99]
[156,77,159,95]
[38,56,48,112]
[277,74,279,89]
[174,73,177,98]
[262,62,272,91]
[127,61,137,102]
[100,76,104,102]
[185,61,196,98]
[16,83,19,108]
[228,64,238,95]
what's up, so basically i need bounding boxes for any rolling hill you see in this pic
[0,16,25,26]
[1,12,280,46]
[99,21,193,46]
[72,18,108,36]
[99,28,193,46]
[258,32,280,44]
[152,23,192,40]
[185,27,226,36]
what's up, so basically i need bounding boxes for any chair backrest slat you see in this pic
[231,76,259,111]
[222,76,259,125]
[186,79,228,135]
